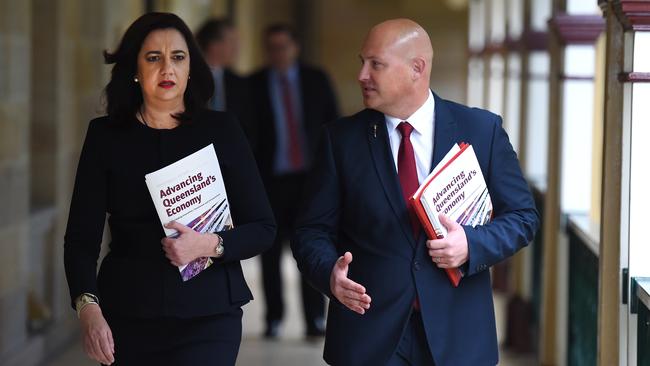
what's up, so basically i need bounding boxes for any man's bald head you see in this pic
[365,19,433,71]
[358,19,433,119]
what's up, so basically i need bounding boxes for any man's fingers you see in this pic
[342,289,371,303]
[426,239,447,250]
[339,278,365,293]
[428,248,447,257]
[337,251,353,268]
[343,301,366,314]
[438,213,459,230]
[342,294,371,307]
[434,257,462,268]
[430,254,449,264]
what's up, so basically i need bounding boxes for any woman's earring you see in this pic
[134,77,139,83]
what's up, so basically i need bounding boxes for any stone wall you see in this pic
[0,0,32,363]
[0,1,142,364]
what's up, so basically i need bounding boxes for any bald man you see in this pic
[291,19,539,366]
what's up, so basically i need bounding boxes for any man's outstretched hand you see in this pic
[330,252,372,315]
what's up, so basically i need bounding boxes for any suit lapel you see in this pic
[408,94,460,248]
[366,111,417,249]
[430,92,459,172]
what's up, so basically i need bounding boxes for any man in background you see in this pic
[248,23,339,339]
[196,18,251,135]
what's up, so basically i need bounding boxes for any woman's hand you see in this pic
[161,221,217,266]
[79,305,114,365]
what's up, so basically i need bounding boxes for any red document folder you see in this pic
[410,143,471,287]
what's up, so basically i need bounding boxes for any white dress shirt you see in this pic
[385,90,436,184]
[210,67,226,111]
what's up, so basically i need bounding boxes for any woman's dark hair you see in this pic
[103,12,213,124]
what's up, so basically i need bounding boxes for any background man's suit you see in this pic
[209,68,254,139]
[249,63,339,335]
[292,92,539,365]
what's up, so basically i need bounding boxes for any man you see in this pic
[291,19,539,365]
[195,18,251,134]
[248,24,340,339]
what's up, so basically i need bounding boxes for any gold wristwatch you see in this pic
[214,233,224,258]
[75,293,99,318]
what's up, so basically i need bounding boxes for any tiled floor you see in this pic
[47,250,536,366]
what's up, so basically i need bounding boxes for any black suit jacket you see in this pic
[292,93,540,366]
[247,63,339,183]
[64,109,276,318]
[222,68,254,139]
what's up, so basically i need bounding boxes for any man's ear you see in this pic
[412,57,426,81]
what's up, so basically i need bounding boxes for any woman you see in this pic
[63,13,275,365]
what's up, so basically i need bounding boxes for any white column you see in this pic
[467,0,487,108]
[523,0,551,182]
[487,0,505,116]
[503,0,523,153]
[560,45,596,214]
[524,51,550,181]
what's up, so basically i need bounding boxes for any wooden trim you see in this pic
[618,72,650,82]
[539,32,563,366]
[504,31,549,52]
[549,14,606,45]
[504,36,521,51]
[468,43,507,57]
[467,31,549,57]
[560,74,595,81]
[523,30,550,51]
[483,42,507,55]
[598,4,624,364]
[614,0,650,31]
[566,214,600,256]
[524,73,550,81]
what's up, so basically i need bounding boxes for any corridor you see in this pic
[3,1,649,365]
[47,250,535,366]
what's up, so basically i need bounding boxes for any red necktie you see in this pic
[397,122,421,237]
[279,75,303,170]
[398,122,422,311]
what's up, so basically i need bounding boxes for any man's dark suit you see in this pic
[215,68,254,139]
[292,93,539,365]
[248,63,339,333]
[248,64,339,179]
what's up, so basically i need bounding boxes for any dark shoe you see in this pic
[264,320,281,339]
[306,327,325,337]
[305,317,326,341]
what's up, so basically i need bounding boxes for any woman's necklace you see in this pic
[138,109,149,127]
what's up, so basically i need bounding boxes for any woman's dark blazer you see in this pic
[64,109,276,318]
